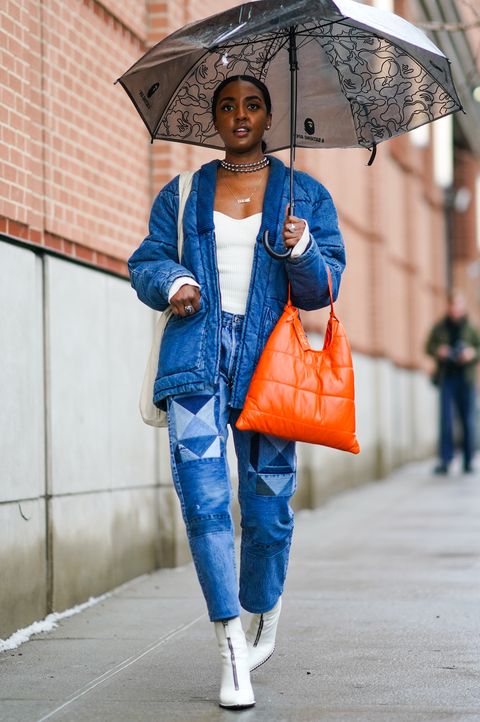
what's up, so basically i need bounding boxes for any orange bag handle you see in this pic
[287,265,336,351]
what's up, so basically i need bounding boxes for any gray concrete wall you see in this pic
[1,245,47,635]
[0,245,165,637]
[294,340,438,510]
[0,240,438,639]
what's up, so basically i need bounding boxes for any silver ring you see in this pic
[184,305,194,315]
[288,223,296,232]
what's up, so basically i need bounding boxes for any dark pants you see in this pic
[439,374,476,468]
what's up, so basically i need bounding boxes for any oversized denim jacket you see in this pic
[128,156,346,409]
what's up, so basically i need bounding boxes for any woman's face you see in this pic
[214,79,272,156]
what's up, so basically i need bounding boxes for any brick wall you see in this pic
[453,148,480,322]
[147,0,232,190]
[1,0,479,365]
[453,149,479,261]
[1,1,36,232]
[1,0,150,275]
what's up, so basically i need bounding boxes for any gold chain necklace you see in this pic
[222,172,266,205]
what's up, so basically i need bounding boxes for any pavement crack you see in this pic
[34,613,207,722]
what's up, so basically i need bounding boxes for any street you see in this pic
[1,460,479,722]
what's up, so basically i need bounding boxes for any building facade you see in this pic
[1,0,479,638]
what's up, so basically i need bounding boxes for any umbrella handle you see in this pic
[262,229,293,260]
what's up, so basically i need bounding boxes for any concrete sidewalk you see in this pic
[1,461,479,722]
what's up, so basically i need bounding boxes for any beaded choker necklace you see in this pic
[220,157,269,173]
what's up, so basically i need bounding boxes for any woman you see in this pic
[128,75,345,709]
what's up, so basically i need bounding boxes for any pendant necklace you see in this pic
[222,165,268,205]
[220,156,270,204]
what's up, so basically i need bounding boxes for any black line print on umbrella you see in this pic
[152,28,457,150]
[319,27,458,146]
[155,37,285,144]
[117,0,462,259]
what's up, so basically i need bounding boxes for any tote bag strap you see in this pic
[177,171,194,258]
[326,267,335,317]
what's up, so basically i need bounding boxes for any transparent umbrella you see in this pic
[117,0,462,256]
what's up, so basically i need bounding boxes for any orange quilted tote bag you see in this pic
[236,275,360,453]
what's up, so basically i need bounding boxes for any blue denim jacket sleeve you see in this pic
[128,178,197,312]
[286,183,345,311]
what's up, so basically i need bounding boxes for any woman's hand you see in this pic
[170,284,201,318]
[282,210,306,250]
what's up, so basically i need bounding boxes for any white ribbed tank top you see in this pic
[214,211,262,315]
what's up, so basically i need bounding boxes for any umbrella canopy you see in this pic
[117,0,462,154]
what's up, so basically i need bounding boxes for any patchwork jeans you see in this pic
[167,312,297,621]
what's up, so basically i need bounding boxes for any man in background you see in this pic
[426,291,480,474]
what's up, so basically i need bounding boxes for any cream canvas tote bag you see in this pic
[139,171,195,426]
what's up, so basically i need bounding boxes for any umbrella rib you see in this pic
[216,19,344,50]
[213,20,341,72]
[217,32,289,50]
[259,35,290,76]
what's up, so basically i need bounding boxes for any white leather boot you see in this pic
[214,617,255,709]
[245,597,282,671]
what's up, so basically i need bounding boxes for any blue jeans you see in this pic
[439,374,476,468]
[167,312,297,621]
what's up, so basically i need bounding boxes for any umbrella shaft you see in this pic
[289,71,296,215]
[288,27,298,215]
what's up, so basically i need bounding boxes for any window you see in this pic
[372,0,394,11]
[433,115,454,188]
[476,174,480,251]
[409,124,430,149]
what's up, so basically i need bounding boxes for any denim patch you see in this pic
[256,472,296,497]
[249,434,296,496]
[169,393,223,464]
